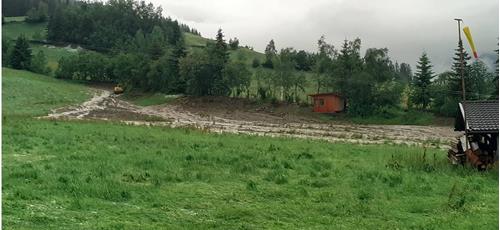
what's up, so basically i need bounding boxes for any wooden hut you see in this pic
[308,93,345,114]
[449,100,499,169]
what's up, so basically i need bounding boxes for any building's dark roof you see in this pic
[455,100,499,133]
[308,92,343,98]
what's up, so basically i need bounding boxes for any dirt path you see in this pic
[43,89,461,149]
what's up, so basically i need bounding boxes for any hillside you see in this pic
[184,32,266,65]
[2,68,90,117]
[3,20,77,70]
[3,18,267,74]
[2,67,498,229]
[3,17,312,101]
[3,17,452,126]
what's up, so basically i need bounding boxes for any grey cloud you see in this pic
[152,0,498,72]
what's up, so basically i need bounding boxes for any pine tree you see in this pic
[263,39,276,68]
[169,39,187,93]
[9,36,32,70]
[449,40,471,100]
[338,40,351,94]
[213,28,228,63]
[411,52,434,109]
[335,39,361,95]
[209,28,229,96]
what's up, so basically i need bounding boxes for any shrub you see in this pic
[252,58,261,68]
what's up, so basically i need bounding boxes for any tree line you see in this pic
[4,0,497,118]
[251,37,414,115]
[6,31,497,117]
[416,40,498,116]
[56,29,251,97]
[3,0,207,95]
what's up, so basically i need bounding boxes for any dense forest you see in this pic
[3,0,498,117]
[2,0,69,17]
[47,0,183,50]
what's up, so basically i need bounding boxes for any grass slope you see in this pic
[2,68,89,117]
[184,32,265,64]
[184,32,211,48]
[31,44,79,72]
[2,20,47,41]
[2,68,498,229]
[3,19,77,71]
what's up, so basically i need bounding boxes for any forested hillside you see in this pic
[3,0,498,119]
[47,0,183,50]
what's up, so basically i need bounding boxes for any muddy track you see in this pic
[43,89,461,149]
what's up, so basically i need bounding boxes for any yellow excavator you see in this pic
[114,84,124,94]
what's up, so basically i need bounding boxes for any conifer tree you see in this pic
[209,28,230,95]
[9,36,32,70]
[411,52,434,109]
[449,40,471,100]
[335,39,362,95]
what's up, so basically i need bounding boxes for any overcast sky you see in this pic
[152,0,498,72]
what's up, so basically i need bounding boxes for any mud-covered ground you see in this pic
[42,89,461,149]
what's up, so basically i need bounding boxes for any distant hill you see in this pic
[3,17,266,69]
[184,32,266,65]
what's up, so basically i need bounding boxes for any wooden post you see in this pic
[454,18,466,101]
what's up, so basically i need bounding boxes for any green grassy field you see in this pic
[2,68,89,117]
[2,68,498,229]
[2,18,77,72]
[184,32,212,48]
[31,44,78,72]
[2,20,47,41]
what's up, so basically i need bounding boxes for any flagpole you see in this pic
[454,18,466,101]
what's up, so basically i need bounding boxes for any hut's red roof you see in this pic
[308,92,343,97]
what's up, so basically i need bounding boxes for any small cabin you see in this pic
[308,93,345,113]
[449,100,499,169]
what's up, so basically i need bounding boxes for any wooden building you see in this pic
[449,100,499,169]
[308,93,345,113]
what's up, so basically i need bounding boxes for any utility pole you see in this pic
[455,18,468,151]
[454,18,466,101]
